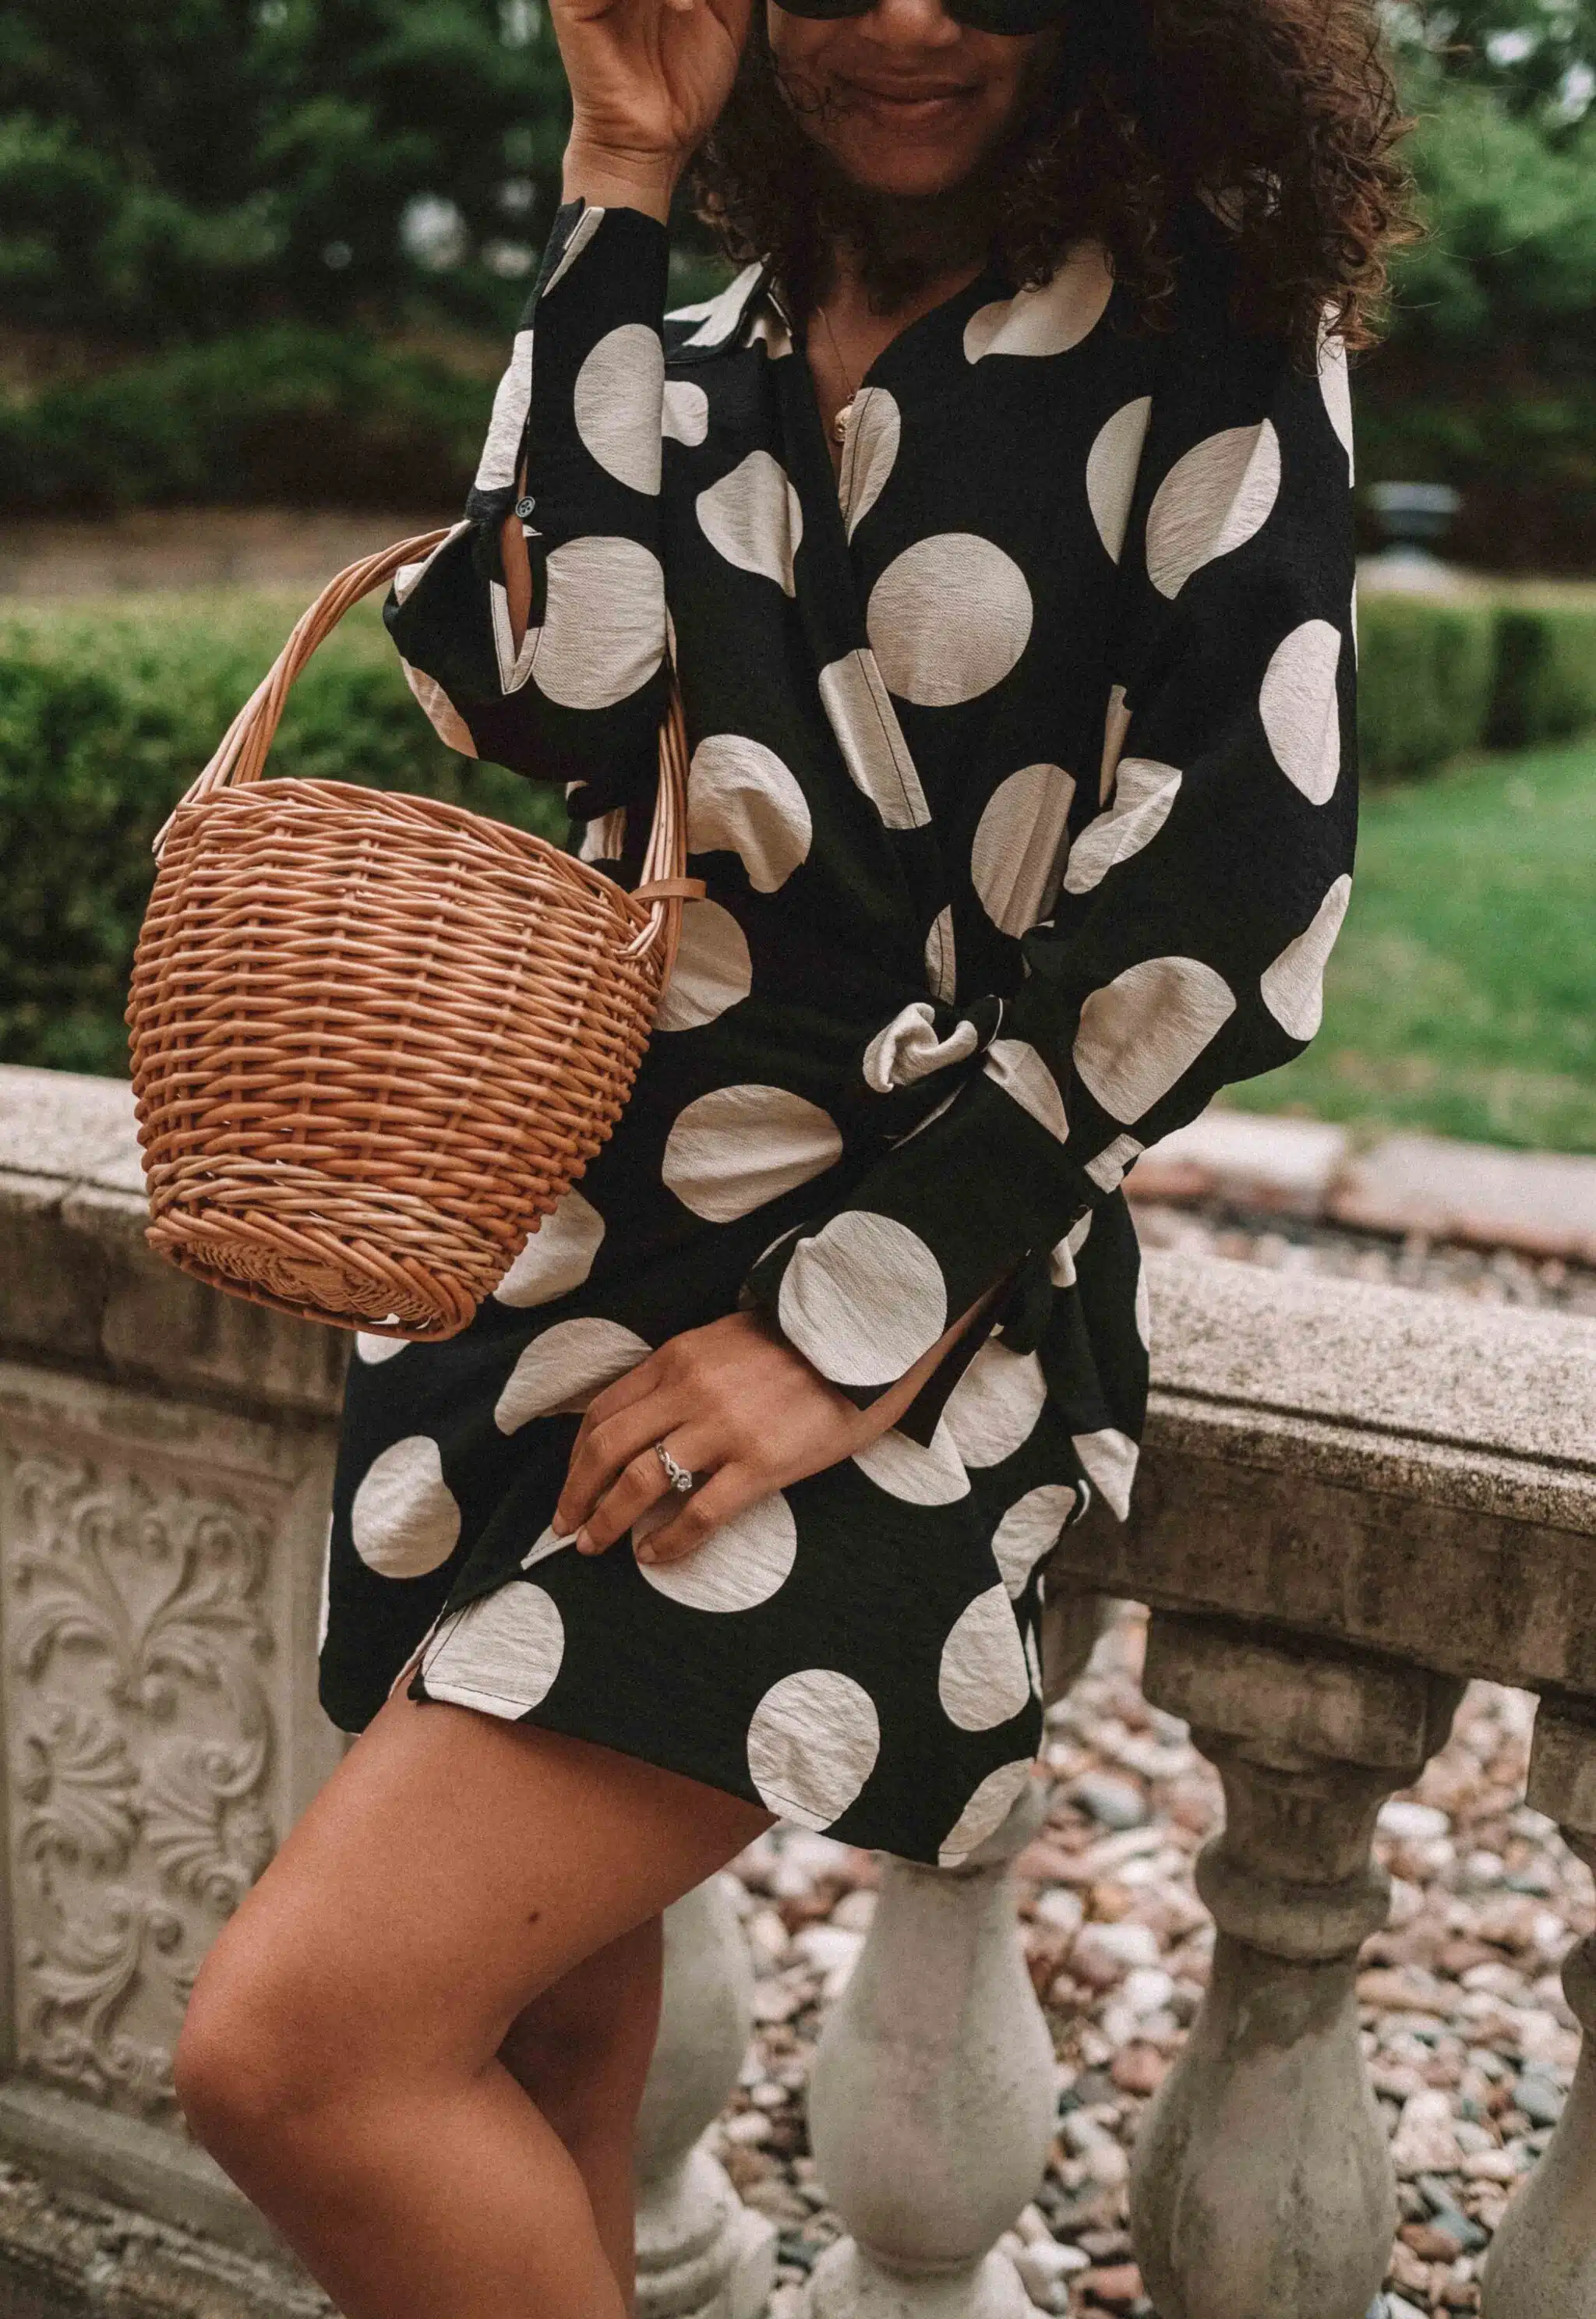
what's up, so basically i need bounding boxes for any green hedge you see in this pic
[2,586,1593,1078]
[0,595,565,1075]
[1357,592,1596,778]
[0,330,490,514]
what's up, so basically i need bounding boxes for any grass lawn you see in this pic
[1230,736,1596,1154]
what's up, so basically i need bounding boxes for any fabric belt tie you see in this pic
[860,994,1005,1096]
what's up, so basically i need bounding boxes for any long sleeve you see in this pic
[742,281,1359,1413]
[383,199,670,816]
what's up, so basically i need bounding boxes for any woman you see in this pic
[173,0,1407,2307]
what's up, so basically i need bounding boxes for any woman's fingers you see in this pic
[632,1465,747,1565]
[577,1427,721,1555]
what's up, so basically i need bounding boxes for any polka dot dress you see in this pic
[320,195,1358,1865]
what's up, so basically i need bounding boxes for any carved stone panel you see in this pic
[0,1364,341,2127]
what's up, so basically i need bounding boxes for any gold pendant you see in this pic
[832,397,854,446]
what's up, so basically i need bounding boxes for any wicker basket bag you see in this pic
[125,529,703,1343]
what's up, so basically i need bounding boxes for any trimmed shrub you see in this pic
[0,595,566,1075]
[1356,595,1500,779]
[1485,604,1596,750]
[0,329,492,514]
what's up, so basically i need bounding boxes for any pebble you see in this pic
[721,1615,1593,2319]
[1072,1774,1149,1831]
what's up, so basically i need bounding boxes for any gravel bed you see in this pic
[722,1607,1593,2318]
[1132,1199,1596,1315]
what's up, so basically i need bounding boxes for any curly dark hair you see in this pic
[690,0,1417,363]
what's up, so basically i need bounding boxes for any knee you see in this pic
[500,1921,662,2146]
[174,1945,344,2173]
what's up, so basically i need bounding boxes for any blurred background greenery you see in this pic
[1,0,1593,1143]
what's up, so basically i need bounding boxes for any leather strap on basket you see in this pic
[150,526,695,979]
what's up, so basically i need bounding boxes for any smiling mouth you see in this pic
[840,79,980,110]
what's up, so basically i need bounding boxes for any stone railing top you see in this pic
[1146,1247,1595,1492]
[0,1064,348,1422]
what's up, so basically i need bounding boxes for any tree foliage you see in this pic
[0,0,570,341]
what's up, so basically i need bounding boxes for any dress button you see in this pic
[514,496,537,520]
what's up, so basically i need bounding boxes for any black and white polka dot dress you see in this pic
[318,195,1358,1866]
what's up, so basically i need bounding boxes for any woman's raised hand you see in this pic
[554,0,754,217]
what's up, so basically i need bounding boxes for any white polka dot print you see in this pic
[867,535,1032,707]
[925,904,957,1001]
[1319,322,1355,484]
[962,243,1114,362]
[521,1524,577,1572]
[1146,422,1281,598]
[541,203,603,298]
[495,1318,651,1433]
[533,536,665,709]
[943,1340,1047,1469]
[662,377,709,447]
[817,651,930,830]
[355,1330,407,1364]
[661,1085,843,1222]
[473,330,535,494]
[1260,619,1343,804]
[991,1485,1078,1597]
[574,323,663,494]
[939,1584,1032,1731]
[983,1037,1068,1143]
[938,1760,1033,1867]
[420,1582,565,1717]
[401,658,478,757]
[492,1188,606,1308]
[777,1210,948,1387]
[747,1669,881,1827]
[970,763,1076,935]
[1085,1131,1143,1192]
[637,1489,797,1611]
[1073,956,1237,1123]
[1026,1628,1043,1698]
[842,386,900,538]
[862,999,980,1093]
[1260,873,1352,1041]
[1063,759,1182,895]
[1086,397,1152,563]
[1072,1428,1139,1522]
[350,1435,461,1578]
[673,264,762,349]
[1135,1265,1153,1351]
[1100,683,1131,803]
[852,1420,969,1505]
[687,733,812,891]
[392,521,468,607]
[316,1514,332,1654]
[1048,1211,1093,1288]
[654,899,753,1030]
[696,450,803,596]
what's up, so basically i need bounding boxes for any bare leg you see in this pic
[174,1682,772,2319]
[496,1915,664,2304]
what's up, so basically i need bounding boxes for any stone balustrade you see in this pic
[1,1061,1593,2318]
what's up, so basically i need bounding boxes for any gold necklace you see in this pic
[818,307,860,447]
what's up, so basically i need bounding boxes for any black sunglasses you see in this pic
[775,0,1068,32]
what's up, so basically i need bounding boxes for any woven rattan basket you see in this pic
[125,529,703,1342]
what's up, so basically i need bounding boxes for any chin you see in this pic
[826,132,993,201]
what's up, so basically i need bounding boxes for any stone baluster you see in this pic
[1129,1614,1461,2319]
[1481,1701,1596,2318]
[634,1876,777,2319]
[793,1576,1107,2318]
[800,1777,1058,2319]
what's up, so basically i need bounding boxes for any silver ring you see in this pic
[654,1440,696,1495]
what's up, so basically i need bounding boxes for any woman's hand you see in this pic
[553,1295,998,1566]
[553,0,753,219]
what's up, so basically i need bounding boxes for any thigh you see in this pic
[192,1683,773,2087]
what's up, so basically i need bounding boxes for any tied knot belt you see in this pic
[857,993,1056,1358]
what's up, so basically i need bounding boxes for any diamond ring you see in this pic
[654,1441,697,1495]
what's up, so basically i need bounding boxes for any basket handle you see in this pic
[150,525,699,977]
